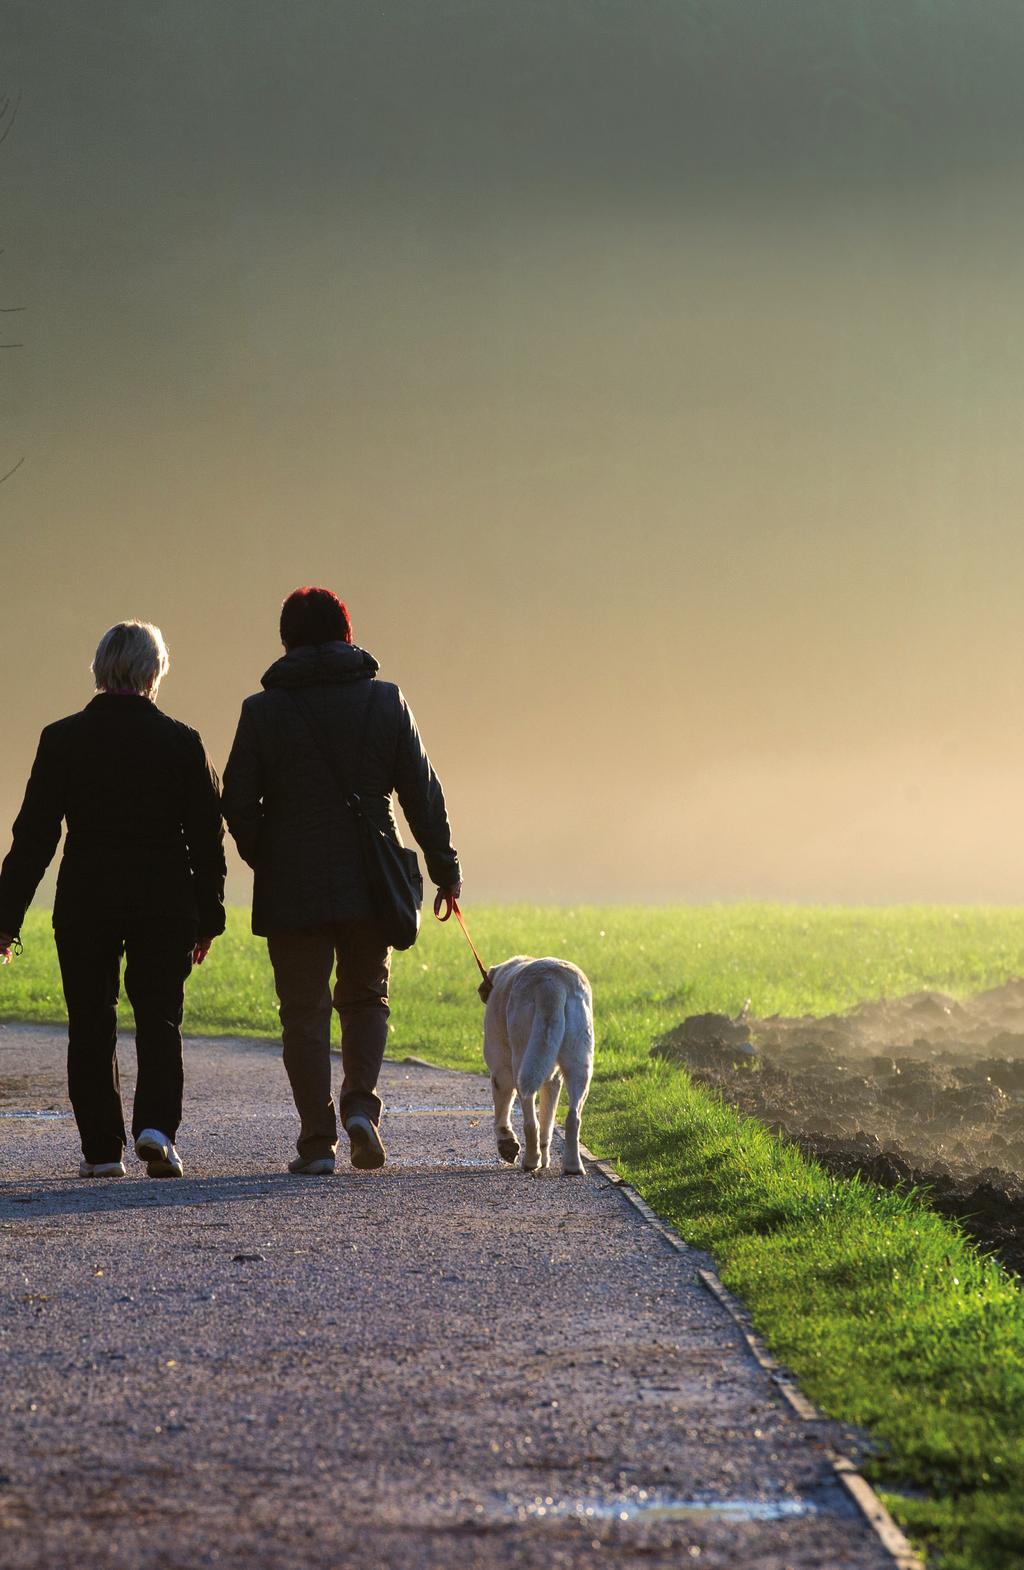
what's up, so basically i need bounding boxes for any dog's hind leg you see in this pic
[561,1068,590,1177]
[538,1075,561,1169]
[491,1072,520,1165]
[519,1089,541,1171]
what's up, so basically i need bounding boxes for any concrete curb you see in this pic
[575,1140,926,1570]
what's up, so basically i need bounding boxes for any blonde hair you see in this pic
[91,621,170,697]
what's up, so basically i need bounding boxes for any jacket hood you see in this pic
[261,642,379,691]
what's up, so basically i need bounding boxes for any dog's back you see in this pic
[488,956,593,1094]
[511,959,590,1097]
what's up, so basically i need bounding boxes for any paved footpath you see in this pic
[0,1023,897,1570]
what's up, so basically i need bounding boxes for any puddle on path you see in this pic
[387,1107,490,1117]
[0,1110,68,1120]
[510,1491,818,1525]
[385,1155,504,1171]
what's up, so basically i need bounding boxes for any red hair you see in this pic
[280,587,353,649]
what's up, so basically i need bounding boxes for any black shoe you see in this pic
[346,1115,386,1170]
[287,1155,336,1175]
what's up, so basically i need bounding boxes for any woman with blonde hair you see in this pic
[0,620,226,1178]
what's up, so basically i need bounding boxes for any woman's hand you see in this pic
[433,882,463,921]
[0,931,17,965]
[192,937,215,966]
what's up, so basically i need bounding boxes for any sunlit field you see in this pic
[8,902,1024,1052]
[4,903,1024,1569]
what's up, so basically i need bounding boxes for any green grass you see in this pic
[5,902,1024,1568]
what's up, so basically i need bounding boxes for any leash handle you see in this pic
[435,895,489,983]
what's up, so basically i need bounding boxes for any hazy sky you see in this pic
[4,1,1024,903]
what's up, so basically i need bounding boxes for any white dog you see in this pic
[480,956,594,1176]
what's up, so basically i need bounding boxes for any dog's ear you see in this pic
[478,972,494,1004]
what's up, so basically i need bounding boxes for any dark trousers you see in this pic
[55,923,194,1164]
[266,921,391,1160]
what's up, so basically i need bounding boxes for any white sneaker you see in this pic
[79,1159,126,1178]
[135,1128,184,1178]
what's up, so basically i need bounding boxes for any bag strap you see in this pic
[285,682,378,820]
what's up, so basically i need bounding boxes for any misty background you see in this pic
[3,0,1024,904]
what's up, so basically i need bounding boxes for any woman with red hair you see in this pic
[223,587,461,1175]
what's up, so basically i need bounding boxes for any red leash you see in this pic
[434,895,489,984]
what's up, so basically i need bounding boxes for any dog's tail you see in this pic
[517,990,566,1099]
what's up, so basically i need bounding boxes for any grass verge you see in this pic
[587,1060,1024,1570]
[4,902,1024,1567]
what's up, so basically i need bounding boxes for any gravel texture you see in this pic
[0,1022,892,1570]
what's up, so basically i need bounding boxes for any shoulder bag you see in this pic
[287,683,423,950]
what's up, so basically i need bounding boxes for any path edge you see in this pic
[575,1139,925,1570]
[398,1050,925,1570]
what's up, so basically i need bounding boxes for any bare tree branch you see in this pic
[0,91,22,152]
[0,90,25,483]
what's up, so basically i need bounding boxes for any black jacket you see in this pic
[222,642,461,936]
[0,694,227,939]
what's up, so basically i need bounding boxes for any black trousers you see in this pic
[266,921,391,1161]
[55,923,194,1164]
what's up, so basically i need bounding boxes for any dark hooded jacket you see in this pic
[0,694,227,939]
[221,642,461,936]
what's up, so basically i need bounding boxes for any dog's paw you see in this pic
[497,1137,521,1165]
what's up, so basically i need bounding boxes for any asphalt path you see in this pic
[0,1023,896,1570]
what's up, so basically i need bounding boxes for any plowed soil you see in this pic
[653,980,1024,1277]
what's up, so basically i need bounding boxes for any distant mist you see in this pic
[3,1,1024,902]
